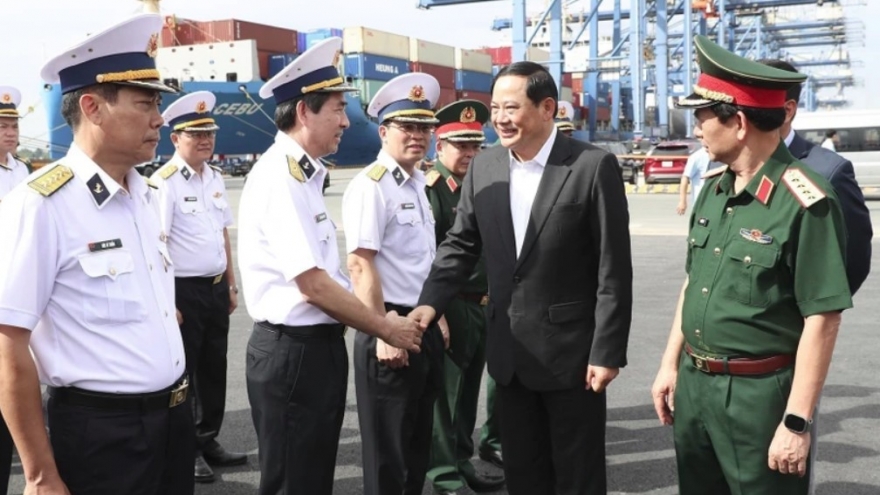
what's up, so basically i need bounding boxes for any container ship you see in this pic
[42,4,592,166]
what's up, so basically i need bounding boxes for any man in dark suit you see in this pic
[410,61,633,495]
[760,59,872,294]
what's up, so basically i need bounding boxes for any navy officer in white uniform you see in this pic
[342,72,446,495]
[0,14,193,495]
[0,86,30,200]
[153,91,246,483]
[238,37,426,495]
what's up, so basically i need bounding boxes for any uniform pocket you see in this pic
[394,211,425,255]
[178,199,205,215]
[724,240,780,307]
[77,250,146,325]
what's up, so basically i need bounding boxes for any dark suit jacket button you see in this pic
[513,276,521,283]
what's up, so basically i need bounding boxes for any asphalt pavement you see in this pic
[8,171,880,495]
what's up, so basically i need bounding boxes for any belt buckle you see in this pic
[168,378,189,408]
[480,295,489,306]
[691,354,711,373]
[213,274,223,285]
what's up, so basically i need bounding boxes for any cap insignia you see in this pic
[460,106,476,123]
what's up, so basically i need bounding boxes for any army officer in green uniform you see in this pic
[425,100,505,495]
[651,36,852,495]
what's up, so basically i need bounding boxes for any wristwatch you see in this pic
[783,412,812,434]
[229,285,239,294]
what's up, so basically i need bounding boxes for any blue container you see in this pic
[296,32,307,53]
[304,28,343,50]
[268,53,297,79]
[492,65,502,76]
[344,53,409,82]
[455,70,493,92]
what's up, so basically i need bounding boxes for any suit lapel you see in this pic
[515,134,572,271]
[788,133,812,160]
[489,150,518,265]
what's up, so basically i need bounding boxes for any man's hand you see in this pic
[407,305,436,330]
[24,475,71,495]
[651,365,678,425]
[377,339,409,369]
[585,365,619,393]
[381,311,423,353]
[228,289,239,315]
[768,423,811,477]
[676,200,687,216]
[438,316,450,350]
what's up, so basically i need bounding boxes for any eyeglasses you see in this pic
[183,131,216,140]
[387,123,435,135]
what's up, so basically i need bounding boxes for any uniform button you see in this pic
[726,207,734,214]
[744,255,752,265]
[689,238,696,244]
[713,247,721,255]
[695,329,701,336]
[109,268,117,276]
[701,287,708,295]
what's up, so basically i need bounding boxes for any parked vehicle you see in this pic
[136,159,163,178]
[227,157,253,177]
[593,141,644,184]
[643,140,701,184]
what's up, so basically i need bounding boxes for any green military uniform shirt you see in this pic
[425,161,488,294]
[683,142,852,357]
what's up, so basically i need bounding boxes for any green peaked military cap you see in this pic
[676,35,808,109]
[435,99,490,142]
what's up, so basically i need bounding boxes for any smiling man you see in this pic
[0,14,193,495]
[343,72,446,495]
[410,61,633,495]
[153,91,245,484]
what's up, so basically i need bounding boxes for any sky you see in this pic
[7,0,878,149]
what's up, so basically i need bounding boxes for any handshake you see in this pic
[379,305,438,353]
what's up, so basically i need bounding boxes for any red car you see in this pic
[643,140,701,184]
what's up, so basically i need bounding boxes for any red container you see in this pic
[257,50,276,81]
[596,106,611,121]
[456,90,491,109]
[572,78,584,94]
[162,21,205,46]
[197,19,297,54]
[409,62,456,90]
[573,94,581,107]
[479,47,512,66]
[562,73,572,87]
[437,88,458,109]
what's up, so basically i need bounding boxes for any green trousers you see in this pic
[478,375,501,455]
[428,298,488,491]
[674,353,810,495]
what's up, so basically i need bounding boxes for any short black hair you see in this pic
[491,61,558,115]
[757,58,802,104]
[274,92,334,132]
[825,129,837,138]
[709,103,786,133]
[60,84,120,129]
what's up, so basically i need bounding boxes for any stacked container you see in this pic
[268,53,297,79]
[409,39,456,91]
[298,28,344,53]
[343,27,411,109]
[454,48,493,109]
[479,46,550,66]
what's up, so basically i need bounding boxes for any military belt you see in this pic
[48,375,189,411]
[685,345,794,376]
[256,321,346,339]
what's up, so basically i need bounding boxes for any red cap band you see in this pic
[695,73,787,109]
[436,121,483,136]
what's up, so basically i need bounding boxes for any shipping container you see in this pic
[304,28,344,51]
[479,46,549,66]
[257,50,273,81]
[454,48,493,73]
[597,106,611,121]
[343,27,409,60]
[196,20,297,54]
[560,87,573,104]
[456,90,491,109]
[268,53,297,79]
[409,62,455,89]
[572,78,583,94]
[455,70,493,93]
[162,22,207,47]
[296,32,307,53]
[409,39,455,68]
[345,53,409,82]
[437,87,458,109]
[562,73,572,87]
[354,79,387,106]
[492,65,502,77]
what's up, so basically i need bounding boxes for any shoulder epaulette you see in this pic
[28,164,74,197]
[158,164,179,180]
[701,165,727,179]
[782,168,826,208]
[425,169,441,187]
[367,164,387,182]
[145,177,158,189]
[210,165,222,174]
[286,156,305,182]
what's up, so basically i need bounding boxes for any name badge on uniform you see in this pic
[88,238,123,252]
[401,203,415,210]
[184,196,198,202]
[315,212,328,223]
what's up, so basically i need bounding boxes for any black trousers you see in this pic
[0,410,11,494]
[175,276,231,452]
[246,321,348,495]
[355,302,443,495]
[47,385,195,495]
[499,376,607,495]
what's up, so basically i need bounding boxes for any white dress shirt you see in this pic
[0,153,29,200]
[238,131,347,326]
[342,151,436,308]
[509,126,557,257]
[153,155,233,277]
[784,128,796,148]
[0,144,185,393]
